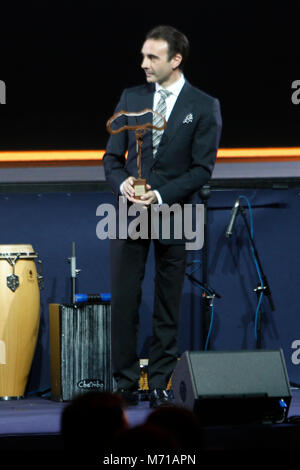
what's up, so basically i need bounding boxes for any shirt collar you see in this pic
[155,73,185,97]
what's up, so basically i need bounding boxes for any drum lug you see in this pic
[7,274,20,292]
[6,255,20,292]
[37,259,44,290]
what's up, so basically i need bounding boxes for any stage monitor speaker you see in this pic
[172,349,291,425]
[49,303,113,401]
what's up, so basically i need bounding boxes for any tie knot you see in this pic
[158,89,171,100]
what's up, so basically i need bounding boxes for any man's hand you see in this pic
[122,176,136,200]
[138,190,158,206]
[122,177,157,206]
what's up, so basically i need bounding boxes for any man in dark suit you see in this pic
[103,25,222,408]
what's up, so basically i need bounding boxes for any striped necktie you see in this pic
[152,89,171,157]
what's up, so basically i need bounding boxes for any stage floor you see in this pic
[0,394,152,436]
[0,388,299,454]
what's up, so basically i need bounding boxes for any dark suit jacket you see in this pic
[103,80,222,243]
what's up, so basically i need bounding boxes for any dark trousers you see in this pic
[110,237,186,390]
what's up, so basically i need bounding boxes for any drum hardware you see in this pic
[1,252,44,292]
[68,241,81,303]
[6,255,21,292]
[37,259,44,290]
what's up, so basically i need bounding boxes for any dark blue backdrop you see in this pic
[1,187,299,393]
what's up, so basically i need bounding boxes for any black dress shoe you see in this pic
[149,389,173,409]
[116,388,139,406]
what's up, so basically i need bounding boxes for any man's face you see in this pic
[141,39,181,87]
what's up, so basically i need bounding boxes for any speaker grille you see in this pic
[189,350,290,398]
[172,350,291,425]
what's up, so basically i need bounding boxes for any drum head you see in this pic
[0,244,37,259]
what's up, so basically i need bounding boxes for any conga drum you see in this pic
[0,244,41,399]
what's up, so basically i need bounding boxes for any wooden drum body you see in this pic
[0,244,41,399]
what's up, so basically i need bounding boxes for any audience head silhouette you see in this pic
[146,404,204,450]
[61,391,128,455]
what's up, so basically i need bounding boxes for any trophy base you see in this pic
[133,178,147,199]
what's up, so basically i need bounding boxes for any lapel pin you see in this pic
[183,113,193,124]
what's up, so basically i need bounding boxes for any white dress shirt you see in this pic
[121,73,186,204]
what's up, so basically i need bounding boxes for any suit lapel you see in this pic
[133,83,155,125]
[132,84,155,171]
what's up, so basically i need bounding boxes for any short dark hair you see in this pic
[145,25,189,69]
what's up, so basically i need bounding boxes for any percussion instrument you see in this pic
[0,244,43,399]
[49,302,113,401]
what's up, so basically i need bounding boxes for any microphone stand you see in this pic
[239,205,275,349]
[199,185,213,350]
[185,273,218,350]
[185,273,221,300]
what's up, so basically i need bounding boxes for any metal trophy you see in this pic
[106,109,167,199]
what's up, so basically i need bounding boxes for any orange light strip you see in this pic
[0,150,105,163]
[0,148,300,166]
[218,147,300,162]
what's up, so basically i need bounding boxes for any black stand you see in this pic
[200,185,211,349]
[68,242,81,304]
[185,185,221,350]
[185,271,221,349]
[239,206,275,348]
[196,185,222,350]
